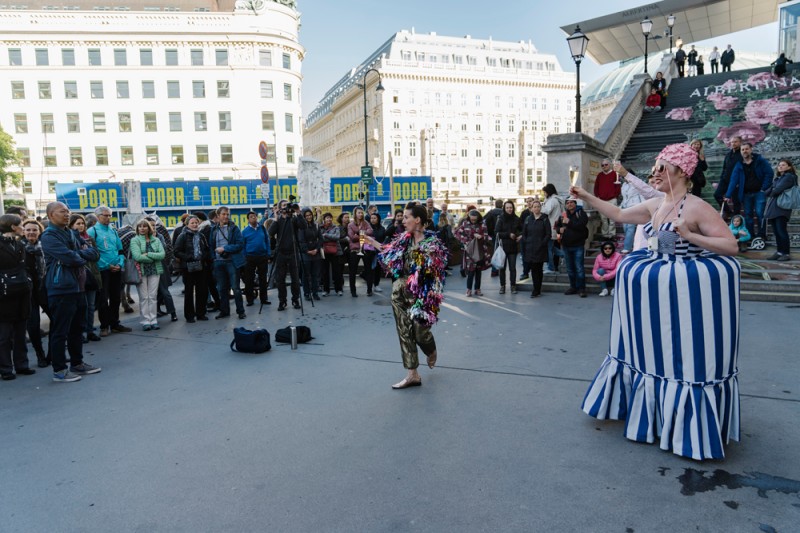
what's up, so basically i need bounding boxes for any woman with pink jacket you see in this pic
[592,241,622,296]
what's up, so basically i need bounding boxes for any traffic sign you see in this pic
[360,165,373,186]
[259,183,270,200]
[258,141,268,160]
[260,165,269,183]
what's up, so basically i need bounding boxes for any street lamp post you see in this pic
[667,14,676,54]
[641,17,653,74]
[358,68,384,208]
[567,26,590,133]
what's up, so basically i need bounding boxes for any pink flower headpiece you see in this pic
[656,143,698,177]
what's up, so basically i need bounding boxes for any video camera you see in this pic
[280,195,300,215]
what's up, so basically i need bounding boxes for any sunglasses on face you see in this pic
[652,163,666,175]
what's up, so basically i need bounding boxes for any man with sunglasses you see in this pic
[715,136,743,220]
[594,159,621,240]
[554,197,589,298]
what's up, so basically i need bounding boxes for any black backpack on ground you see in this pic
[230,327,271,353]
[275,326,312,344]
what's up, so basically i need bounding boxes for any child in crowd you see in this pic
[592,241,623,297]
[644,88,662,112]
[729,214,751,252]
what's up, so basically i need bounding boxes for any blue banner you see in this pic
[56,183,126,211]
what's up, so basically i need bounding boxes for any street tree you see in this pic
[0,125,23,191]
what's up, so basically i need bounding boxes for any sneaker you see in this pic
[322,291,330,297]
[143,324,152,331]
[123,307,135,314]
[599,288,609,297]
[151,324,160,330]
[564,288,578,295]
[499,287,506,294]
[373,286,383,293]
[621,249,630,254]
[519,274,529,281]
[53,369,82,383]
[238,313,247,319]
[367,290,373,296]
[336,291,343,296]
[278,302,287,311]
[186,318,196,323]
[1,373,15,381]
[246,301,255,307]
[99,327,110,337]
[776,255,791,262]
[111,325,132,333]
[71,363,101,375]
[543,269,554,275]
[767,253,781,260]
[511,286,518,294]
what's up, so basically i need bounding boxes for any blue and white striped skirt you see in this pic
[581,249,741,460]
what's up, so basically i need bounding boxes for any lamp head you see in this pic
[640,17,653,36]
[667,14,675,28]
[566,25,590,63]
[376,80,385,93]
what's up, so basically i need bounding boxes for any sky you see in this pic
[297,0,778,117]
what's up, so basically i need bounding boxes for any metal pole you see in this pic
[274,130,281,202]
[388,151,394,214]
[362,78,370,209]
[669,28,673,54]
[575,61,582,133]
[644,36,649,74]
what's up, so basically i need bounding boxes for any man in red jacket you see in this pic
[594,159,621,240]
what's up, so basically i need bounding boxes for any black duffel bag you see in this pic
[275,326,312,344]
[230,327,271,353]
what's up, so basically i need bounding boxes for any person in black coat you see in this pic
[772,53,793,76]
[298,208,323,301]
[554,198,590,297]
[494,201,522,294]
[521,201,551,297]
[764,159,798,261]
[675,45,687,77]
[174,215,211,322]
[0,214,35,380]
[369,212,387,293]
[715,136,743,220]
[690,139,708,196]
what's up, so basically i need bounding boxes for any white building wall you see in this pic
[0,4,303,213]
[304,30,578,204]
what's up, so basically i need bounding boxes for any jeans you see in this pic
[466,268,483,290]
[213,261,244,315]
[98,269,122,329]
[0,321,29,375]
[771,216,791,255]
[182,270,208,320]
[563,245,585,291]
[595,267,616,290]
[547,240,563,272]
[84,290,97,335]
[499,253,518,288]
[243,255,269,303]
[742,191,766,238]
[302,257,321,297]
[623,224,637,251]
[157,270,176,314]
[48,293,86,373]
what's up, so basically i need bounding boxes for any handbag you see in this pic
[490,235,506,270]
[323,240,339,255]
[186,260,203,272]
[777,185,800,210]
[0,266,30,297]
[465,238,484,263]
[122,248,142,285]
[230,327,271,353]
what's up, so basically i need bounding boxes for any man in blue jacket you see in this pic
[241,211,271,307]
[89,205,132,336]
[40,202,102,382]
[724,142,774,241]
[210,206,246,319]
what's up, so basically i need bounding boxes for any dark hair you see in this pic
[494,199,503,208]
[337,212,348,225]
[322,212,333,221]
[468,209,483,223]
[405,204,428,225]
[0,213,22,233]
[778,159,796,175]
[394,209,403,216]
[246,211,258,218]
[216,206,229,215]
[741,142,753,149]
[503,200,515,211]
[601,240,616,257]
[207,209,217,220]
[542,184,558,197]
[68,214,86,229]
[369,212,381,223]
[5,205,26,216]
[193,211,208,221]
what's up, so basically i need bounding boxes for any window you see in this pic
[261,112,274,130]
[192,80,205,98]
[531,98,538,110]
[167,80,180,98]
[215,49,228,66]
[462,169,469,183]
[509,96,514,109]
[286,145,295,164]
[114,48,127,66]
[191,49,203,66]
[220,144,233,163]
[116,81,129,98]
[282,52,291,69]
[35,48,49,66]
[11,81,24,99]
[541,99,548,111]
[90,81,104,99]
[554,100,560,111]
[536,170,543,183]
[41,113,55,133]
[121,146,134,165]
[88,48,101,66]
[446,93,453,105]
[146,146,159,165]
[495,169,503,183]
[44,147,57,167]
[144,112,157,132]
[259,49,272,66]
[461,148,468,157]
[476,169,483,184]
[165,49,178,66]
[140,48,153,66]
[526,169,534,183]
[259,80,274,98]
[67,113,80,133]
[219,111,231,131]
[487,57,497,67]
[171,145,184,164]
[476,123,482,132]
[94,146,108,166]
[508,143,515,158]
[509,169,516,183]
[475,148,482,158]
[194,112,207,131]
[196,145,209,164]
[119,112,132,132]
[9,48,22,65]
[217,80,229,98]
[23,180,33,193]
[61,48,75,66]
[554,122,560,134]
[494,143,501,158]
[509,119,515,133]
[409,141,417,157]
[435,93,441,106]
[283,83,292,101]
[38,81,51,99]
[142,81,155,98]
[394,141,401,157]
[14,113,28,133]
[92,113,106,133]
[475,95,481,107]
[495,119,501,132]
[527,144,533,157]
[522,120,528,131]
[284,113,293,132]
[494,95,501,108]
[67,147,81,166]
[401,51,411,61]
[169,112,182,132]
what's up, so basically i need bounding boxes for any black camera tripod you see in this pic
[265,212,312,316]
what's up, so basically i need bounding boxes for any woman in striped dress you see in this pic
[570,144,741,460]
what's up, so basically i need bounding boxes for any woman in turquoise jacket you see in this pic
[130,219,165,331]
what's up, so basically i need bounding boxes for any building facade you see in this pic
[0,0,303,214]
[303,30,578,205]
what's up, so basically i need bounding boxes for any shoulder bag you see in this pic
[777,184,800,210]
[123,246,142,285]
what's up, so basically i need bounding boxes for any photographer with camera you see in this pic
[269,199,302,311]
[209,206,246,320]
